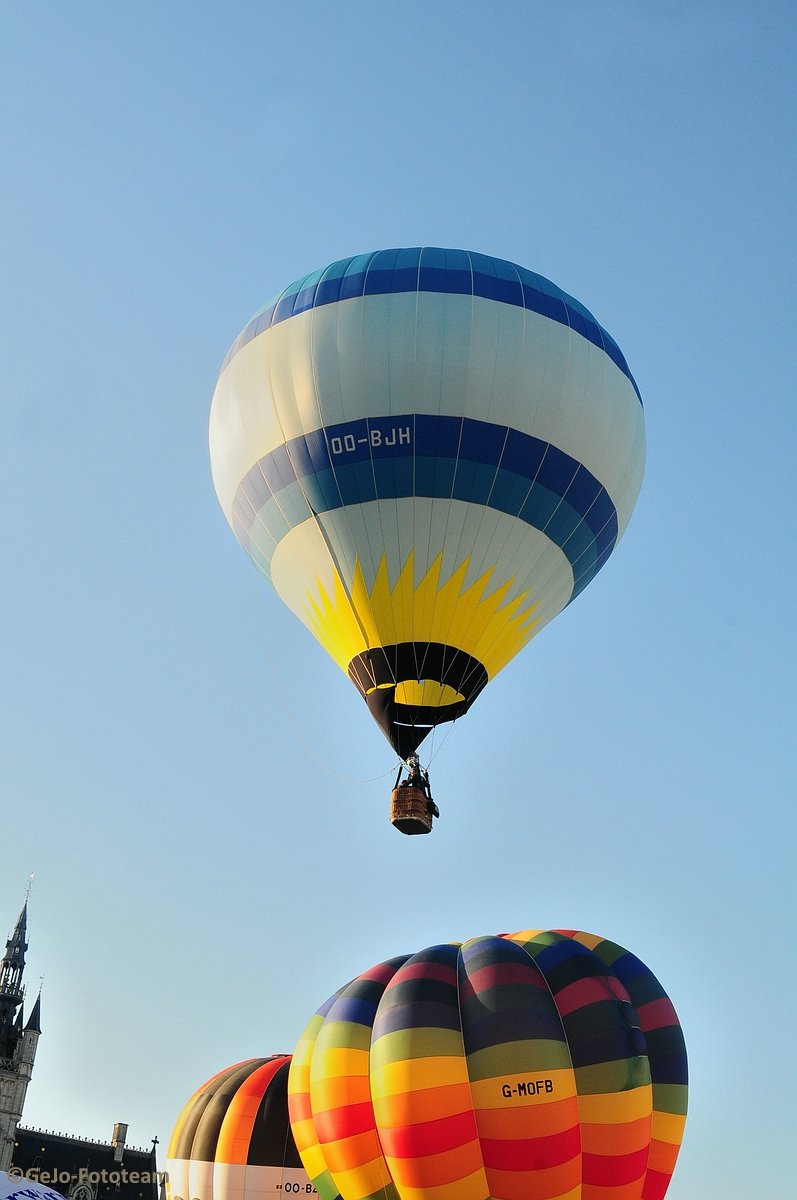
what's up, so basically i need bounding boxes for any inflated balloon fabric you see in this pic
[287,930,687,1200]
[210,249,645,756]
[165,1056,316,1200]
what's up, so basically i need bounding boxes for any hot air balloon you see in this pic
[287,930,687,1200]
[209,248,645,831]
[165,1056,317,1200]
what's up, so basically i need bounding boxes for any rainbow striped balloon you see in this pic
[287,931,687,1200]
[166,1056,318,1200]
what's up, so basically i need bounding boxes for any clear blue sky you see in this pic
[1,3,794,1195]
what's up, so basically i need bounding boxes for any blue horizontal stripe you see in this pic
[461,1007,567,1052]
[327,995,379,1027]
[220,247,640,402]
[233,414,618,606]
[372,1000,461,1038]
[643,1051,688,1085]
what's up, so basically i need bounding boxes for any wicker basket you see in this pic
[390,785,433,835]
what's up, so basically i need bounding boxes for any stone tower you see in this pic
[0,902,41,1172]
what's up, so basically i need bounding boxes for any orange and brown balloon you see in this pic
[166,1056,317,1200]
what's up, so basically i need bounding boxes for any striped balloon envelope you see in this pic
[287,930,687,1200]
[165,1056,321,1200]
[209,248,645,759]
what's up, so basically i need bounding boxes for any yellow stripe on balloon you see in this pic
[305,551,537,681]
[567,931,605,951]
[396,680,464,707]
[651,1110,687,1144]
[577,1087,653,1124]
[293,1141,329,1180]
[370,1052,471,1099]
[312,1044,370,1080]
[329,1158,395,1200]
[304,567,365,669]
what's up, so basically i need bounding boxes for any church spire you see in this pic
[0,902,28,1009]
[24,991,42,1034]
[0,895,40,1173]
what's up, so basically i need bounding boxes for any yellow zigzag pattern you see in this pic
[305,551,539,686]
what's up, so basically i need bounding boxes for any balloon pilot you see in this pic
[407,753,439,817]
[389,753,439,835]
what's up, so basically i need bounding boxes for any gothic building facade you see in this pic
[0,901,41,1172]
[0,900,159,1200]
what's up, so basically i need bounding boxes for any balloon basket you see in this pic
[390,786,434,835]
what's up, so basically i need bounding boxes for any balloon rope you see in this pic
[426,718,457,767]
[254,582,399,785]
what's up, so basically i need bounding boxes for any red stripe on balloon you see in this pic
[607,975,632,1002]
[480,1124,581,1170]
[314,1101,374,1143]
[583,1147,650,1186]
[465,963,549,992]
[363,965,401,984]
[379,1110,478,1158]
[637,996,678,1030]
[387,961,457,985]
[552,976,614,1017]
[642,1166,672,1199]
